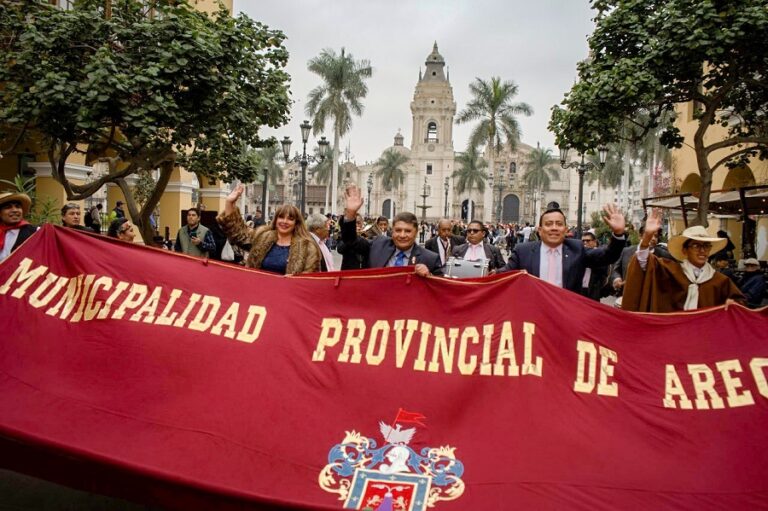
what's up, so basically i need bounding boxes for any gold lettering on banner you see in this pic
[715,360,755,408]
[83,276,113,321]
[687,364,725,410]
[366,320,390,366]
[28,273,67,309]
[211,302,240,339]
[45,275,83,320]
[154,289,183,326]
[111,283,148,320]
[521,322,543,377]
[173,293,201,328]
[338,319,366,364]
[428,327,459,374]
[458,326,479,376]
[393,319,419,368]
[574,340,618,396]
[479,324,494,376]
[751,358,768,399]
[413,322,432,372]
[312,318,343,361]
[70,274,96,322]
[130,286,163,323]
[97,281,129,319]
[494,322,519,377]
[188,295,221,332]
[663,365,693,409]
[0,257,48,297]
[235,305,267,343]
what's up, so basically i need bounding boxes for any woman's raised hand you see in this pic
[227,183,244,204]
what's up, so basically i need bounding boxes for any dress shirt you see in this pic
[311,233,335,271]
[0,228,19,262]
[466,242,486,261]
[438,237,451,265]
[387,246,414,267]
[539,244,563,287]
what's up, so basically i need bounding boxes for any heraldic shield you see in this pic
[318,417,465,511]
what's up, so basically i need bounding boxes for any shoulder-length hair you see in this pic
[270,204,313,242]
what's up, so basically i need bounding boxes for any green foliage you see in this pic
[0,174,36,197]
[457,77,532,156]
[453,144,488,195]
[132,170,156,208]
[28,196,60,225]
[375,149,409,191]
[0,0,291,239]
[550,0,768,224]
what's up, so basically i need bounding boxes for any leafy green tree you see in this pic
[523,146,559,219]
[452,144,488,220]
[550,0,768,226]
[456,76,532,203]
[0,0,291,242]
[306,47,372,215]
[375,149,409,192]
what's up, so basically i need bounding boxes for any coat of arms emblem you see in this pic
[318,409,465,511]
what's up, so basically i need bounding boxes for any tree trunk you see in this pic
[330,125,341,215]
[117,161,174,246]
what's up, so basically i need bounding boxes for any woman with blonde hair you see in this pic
[217,184,320,275]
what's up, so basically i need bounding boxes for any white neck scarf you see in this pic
[680,260,715,310]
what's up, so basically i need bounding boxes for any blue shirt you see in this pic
[261,244,290,274]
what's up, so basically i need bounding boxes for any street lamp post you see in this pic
[366,172,373,218]
[559,146,608,236]
[260,167,268,218]
[443,177,449,217]
[281,120,329,216]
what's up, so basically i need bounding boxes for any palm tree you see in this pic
[312,144,342,211]
[452,144,488,220]
[306,48,373,215]
[523,145,559,219]
[256,142,282,217]
[456,77,532,215]
[375,149,409,191]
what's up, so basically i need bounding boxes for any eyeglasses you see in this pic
[466,228,484,234]
[686,242,712,252]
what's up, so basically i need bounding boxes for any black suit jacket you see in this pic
[340,218,443,276]
[610,244,673,282]
[336,235,370,270]
[10,224,37,252]
[424,235,466,265]
[451,242,506,271]
[499,235,625,292]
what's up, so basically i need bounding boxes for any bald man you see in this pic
[424,218,466,267]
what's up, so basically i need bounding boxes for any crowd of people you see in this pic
[1,184,765,312]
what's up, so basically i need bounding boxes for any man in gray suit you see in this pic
[340,185,443,276]
[451,220,506,272]
[497,206,626,293]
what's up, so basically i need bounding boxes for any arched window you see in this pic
[426,122,438,142]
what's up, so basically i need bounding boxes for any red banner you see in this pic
[1,225,768,510]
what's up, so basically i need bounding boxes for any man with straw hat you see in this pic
[622,210,743,312]
[0,192,36,263]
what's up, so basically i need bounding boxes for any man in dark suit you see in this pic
[611,224,673,295]
[452,220,506,272]
[497,205,626,293]
[424,218,465,267]
[579,232,611,301]
[340,185,443,276]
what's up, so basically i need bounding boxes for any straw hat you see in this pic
[0,192,32,216]
[667,225,727,262]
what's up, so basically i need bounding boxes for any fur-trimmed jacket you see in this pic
[216,209,320,275]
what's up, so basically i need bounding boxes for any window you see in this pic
[426,164,433,175]
[509,162,517,174]
[426,122,438,142]
[590,191,596,201]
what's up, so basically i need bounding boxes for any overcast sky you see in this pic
[234,0,596,163]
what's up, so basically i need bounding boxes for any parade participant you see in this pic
[424,218,465,266]
[86,203,103,233]
[217,184,320,275]
[61,203,94,232]
[0,192,36,263]
[375,216,390,237]
[113,200,126,219]
[336,214,370,270]
[452,220,505,272]
[174,207,216,258]
[340,184,442,277]
[739,258,765,309]
[712,252,738,284]
[497,205,626,293]
[307,213,335,272]
[107,218,136,243]
[622,210,744,312]
[611,224,672,295]
[579,232,610,301]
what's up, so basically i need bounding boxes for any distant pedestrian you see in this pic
[86,203,103,233]
[113,201,125,219]
[174,207,216,258]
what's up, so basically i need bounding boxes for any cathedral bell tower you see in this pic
[408,42,457,220]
